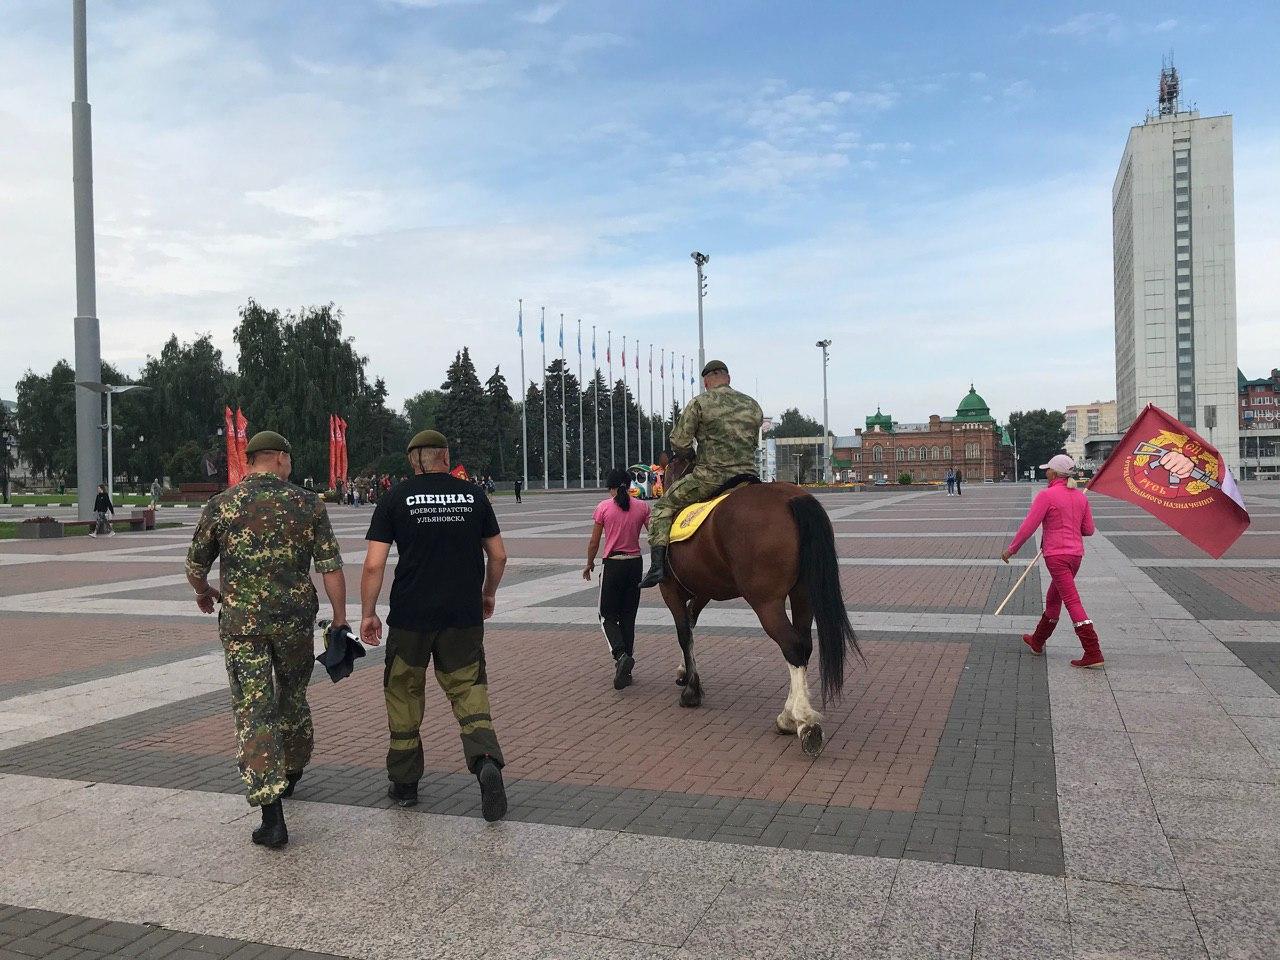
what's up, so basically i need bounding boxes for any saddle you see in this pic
[668,474,760,543]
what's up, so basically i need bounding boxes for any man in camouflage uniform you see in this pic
[641,360,764,588]
[186,430,347,848]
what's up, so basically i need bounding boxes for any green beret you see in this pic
[701,360,729,377]
[407,429,448,452]
[245,430,290,455]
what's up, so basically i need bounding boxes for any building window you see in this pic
[895,448,905,462]
[872,446,882,463]
[931,446,941,460]
[965,442,979,459]
[906,447,916,461]
[944,446,952,460]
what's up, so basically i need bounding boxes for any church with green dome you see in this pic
[846,385,1015,483]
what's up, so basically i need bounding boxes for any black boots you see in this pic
[388,782,419,807]
[279,770,304,799]
[639,546,668,588]
[477,757,508,822]
[251,800,288,848]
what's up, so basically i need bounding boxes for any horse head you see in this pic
[665,448,695,487]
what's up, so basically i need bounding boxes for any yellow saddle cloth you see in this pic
[669,492,733,543]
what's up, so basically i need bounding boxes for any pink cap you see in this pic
[1040,454,1076,473]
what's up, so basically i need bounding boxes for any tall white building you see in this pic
[1113,64,1238,471]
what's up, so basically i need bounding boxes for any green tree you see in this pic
[15,360,78,481]
[766,407,824,439]
[1007,409,1070,478]
[439,348,489,475]
[484,366,517,480]
[524,381,545,486]
[403,389,446,431]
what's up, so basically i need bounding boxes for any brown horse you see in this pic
[658,453,860,757]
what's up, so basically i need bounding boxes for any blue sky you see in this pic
[2,1,1278,431]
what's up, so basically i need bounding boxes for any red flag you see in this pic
[1089,404,1249,558]
[338,416,349,485]
[327,414,336,490]
[234,408,249,479]
[224,406,239,485]
[450,463,469,481]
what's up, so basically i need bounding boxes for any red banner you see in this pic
[224,406,239,485]
[328,414,337,491]
[1089,404,1250,558]
[450,463,469,481]
[234,408,249,479]
[337,416,348,485]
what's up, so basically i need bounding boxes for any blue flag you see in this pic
[558,318,564,350]
[517,308,522,337]
[592,327,597,361]
[539,316,544,343]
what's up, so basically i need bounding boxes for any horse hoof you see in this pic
[679,678,703,708]
[799,723,825,757]
[775,713,797,735]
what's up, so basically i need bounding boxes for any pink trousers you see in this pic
[1044,554,1088,624]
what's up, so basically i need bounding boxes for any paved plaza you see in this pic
[1,484,1278,958]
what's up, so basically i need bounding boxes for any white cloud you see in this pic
[518,2,564,25]
[1043,12,1123,39]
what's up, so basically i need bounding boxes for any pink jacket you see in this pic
[1007,477,1095,558]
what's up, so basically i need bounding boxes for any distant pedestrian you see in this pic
[360,430,509,821]
[186,431,348,847]
[150,478,162,509]
[583,469,650,690]
[945,469,955,496]
[90,484,114,537]
[1001,454,1102,668]
[954,469,963,496]
[513,477,523,503]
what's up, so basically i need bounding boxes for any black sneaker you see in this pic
[477,758,508,822]
[387,781,419,807]
[613,653,634,690]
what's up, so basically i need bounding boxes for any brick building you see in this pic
[1238,368,1280,480]
[841,386,1015,483]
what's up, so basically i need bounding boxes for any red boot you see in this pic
[1022,614,1057,655]
[1070,621,1104,668]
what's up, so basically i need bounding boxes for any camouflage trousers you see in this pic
[648,471,732,546]
[384,625,504,783]
[222,627,314,806]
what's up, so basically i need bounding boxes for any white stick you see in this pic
[994,548,1043,616]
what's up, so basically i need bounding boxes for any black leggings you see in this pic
[599,555,642,659]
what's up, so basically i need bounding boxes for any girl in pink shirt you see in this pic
[1002,455,1102,668]
[584,469,651,689]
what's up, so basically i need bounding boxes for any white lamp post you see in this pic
[815,339,831,484]
[75,382,150,499]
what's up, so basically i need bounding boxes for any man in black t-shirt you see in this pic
[360,429,510,821]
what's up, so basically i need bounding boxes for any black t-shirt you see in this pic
[366,472,501,631]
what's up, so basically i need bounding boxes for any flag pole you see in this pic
[635,347,641,467]
[577,318,584,489]
[994,548,1042,616]
[608,331,615,472]
[518,299,527,491]
[560,313,567,490]
[622,336,629,470]
[661,347,667,451]
[592,325,600,487]
[541,306,548,491]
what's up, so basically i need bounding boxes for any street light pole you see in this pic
[691,252,708,393]
[72,0,103,521]
[75,383,149,501]
[816,339,831,484]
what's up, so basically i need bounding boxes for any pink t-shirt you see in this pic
[593,496,650,558]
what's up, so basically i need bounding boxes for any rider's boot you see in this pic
[639,546,667,589]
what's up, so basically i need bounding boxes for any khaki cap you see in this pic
[407,429,448,452]
[244,430,290,455]
[701,360,729,376]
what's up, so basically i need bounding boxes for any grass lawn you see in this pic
[7,493,152,506]
[0,520,182,539]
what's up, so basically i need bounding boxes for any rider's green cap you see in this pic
[701,359,729,376]
[244,431,290,455]
[407,429,448,452]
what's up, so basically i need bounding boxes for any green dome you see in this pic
[954,385,994,422]
[865,406,893,432]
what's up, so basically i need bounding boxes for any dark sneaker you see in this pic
[388,781,419,807]
[251,801,288,848]
[279,770,304,799]
[477,758,508,822]
[613,653,634,690]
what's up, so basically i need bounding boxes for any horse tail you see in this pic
[789,494,861,704]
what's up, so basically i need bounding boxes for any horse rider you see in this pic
[640,360,764,588]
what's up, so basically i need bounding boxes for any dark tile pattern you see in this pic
[1142,567,1279,621]
[0,643,220,704]
[0,904,346,959]
[1223,642,1280,695]
[0,632,1063,876]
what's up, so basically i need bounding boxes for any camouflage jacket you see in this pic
[186,472,343,636]
[670,384,764,477]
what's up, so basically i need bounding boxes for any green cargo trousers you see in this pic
[222,626,315,807]
[647,471,731,547]
[384,625,504,783]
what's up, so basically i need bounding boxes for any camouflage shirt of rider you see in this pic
[670,384,764,475]
[186,472,344,636]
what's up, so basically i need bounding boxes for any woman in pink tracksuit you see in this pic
[1001,454,1103,668]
